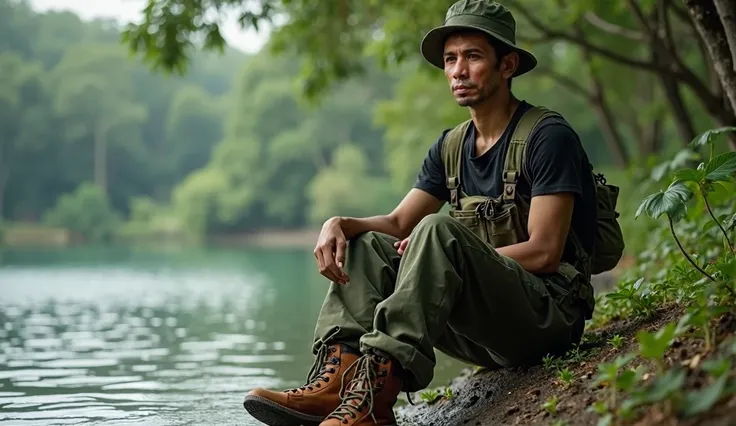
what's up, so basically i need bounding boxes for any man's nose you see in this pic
[450,57,468,80]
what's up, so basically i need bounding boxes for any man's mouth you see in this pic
[453,86,472,94]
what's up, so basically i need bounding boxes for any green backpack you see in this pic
[440,106,625,279]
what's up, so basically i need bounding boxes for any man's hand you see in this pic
[394,237,410,256]
[314,217,350,285]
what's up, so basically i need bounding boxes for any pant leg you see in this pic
[359,213,584,392]
[312,231,400,353]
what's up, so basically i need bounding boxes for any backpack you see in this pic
[441,105,625,277]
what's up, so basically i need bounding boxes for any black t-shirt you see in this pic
[414,101,597,260]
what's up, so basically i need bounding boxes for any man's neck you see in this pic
[470,91,520,155]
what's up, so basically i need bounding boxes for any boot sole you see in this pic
[243,394,324,426]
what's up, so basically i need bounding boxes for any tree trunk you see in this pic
[652,47,697,144]
[585,57,630,167]
[94,121,107,192]
[643,117,663,155]
[685,0,736,147]
[0,160,10,221]
[713,0,736,67]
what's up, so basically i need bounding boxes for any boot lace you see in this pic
[286,344,338,393]
[327,354,384,424]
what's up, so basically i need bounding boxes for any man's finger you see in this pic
[335,239,349,282]
[397,238,410,255]
[314,247,325,270]
[321,245,346,285]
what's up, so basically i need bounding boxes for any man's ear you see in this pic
[500,51,519,79]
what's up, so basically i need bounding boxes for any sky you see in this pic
[28,0,271,53]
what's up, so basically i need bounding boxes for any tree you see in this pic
[0,53,48,219]
[122,0,736,152]
[50,43,147,193]
[163,85,225,188]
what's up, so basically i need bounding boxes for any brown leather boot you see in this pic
[243,343,360,426]
[319,353,403,426]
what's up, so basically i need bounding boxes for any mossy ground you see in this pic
[397,303,736,426]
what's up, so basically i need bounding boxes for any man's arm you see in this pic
[315,131,450,284]
[339,189,444,240]
[496,118,585,274]
[495,192,574,274]
[314,189,444,284]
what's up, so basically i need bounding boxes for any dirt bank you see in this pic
[396,304,736,426]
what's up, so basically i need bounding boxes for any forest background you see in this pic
[1,0,735,258]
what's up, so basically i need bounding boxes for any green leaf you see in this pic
[645,368,686,403]
[636,181,693,220]
[716,258,736,279]
[680,374,729,417]
[673,168,703,183]
[689,126,736,148]
[703,152,736,182]
[637,323,676,360]
[725,213,736,231]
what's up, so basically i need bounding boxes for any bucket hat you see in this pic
[420,0,537,76]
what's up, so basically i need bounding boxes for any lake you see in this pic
[0,246,467,425]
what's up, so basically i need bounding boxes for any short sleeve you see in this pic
[525,120,584,198]
[413,130,451,202]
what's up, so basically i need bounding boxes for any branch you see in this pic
[513,2,675,74]
[660,0,677,52]
[535,66,589,98]
[583,11,644,40]
[627,0,689,70]
[511,1,720,107]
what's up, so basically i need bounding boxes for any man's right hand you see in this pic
[314,217,350,285]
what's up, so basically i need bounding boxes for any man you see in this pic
[243,1,598,425]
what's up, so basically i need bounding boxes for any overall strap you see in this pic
[502,106,560,203]
[441,119,473,209]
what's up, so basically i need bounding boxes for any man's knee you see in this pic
[352,231,394,246]
[347,231,398,260]
[412,213,458,236]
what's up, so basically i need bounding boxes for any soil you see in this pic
[395,304,736,426]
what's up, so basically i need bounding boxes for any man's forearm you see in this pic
[337,215,406,241]
[496,240,559,275]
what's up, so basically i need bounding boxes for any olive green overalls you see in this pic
[312,107,623,393]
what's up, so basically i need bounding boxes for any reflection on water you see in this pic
[0,246,466,425]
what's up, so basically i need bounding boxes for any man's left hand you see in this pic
[394,237,410,256]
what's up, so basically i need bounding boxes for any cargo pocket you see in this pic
[449,209,487,244]
[488,203,527,248]
[547,262,583,317]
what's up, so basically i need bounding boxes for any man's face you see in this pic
[442,32,512,107]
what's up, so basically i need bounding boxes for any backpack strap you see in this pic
[502,106,560,202]
[441,119,473,209]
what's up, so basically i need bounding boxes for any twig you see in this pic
[583,11,644,40]
[700,185,735,255]
[668,216,717,283]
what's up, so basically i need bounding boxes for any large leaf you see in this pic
[672,168,703,183]
[689,126,736,148]
[636,181,693,221]
[703,152,736,182]
[680,374,729,417]
[650,149,700,182]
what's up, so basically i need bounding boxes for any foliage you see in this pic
[43,182,121,243]
[584,126,736,425]
[0,0,240,228]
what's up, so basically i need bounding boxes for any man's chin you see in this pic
[456,96,478,107]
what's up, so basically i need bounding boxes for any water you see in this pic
[0,246,467,425]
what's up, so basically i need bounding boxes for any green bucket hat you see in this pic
[420,0,537,77]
